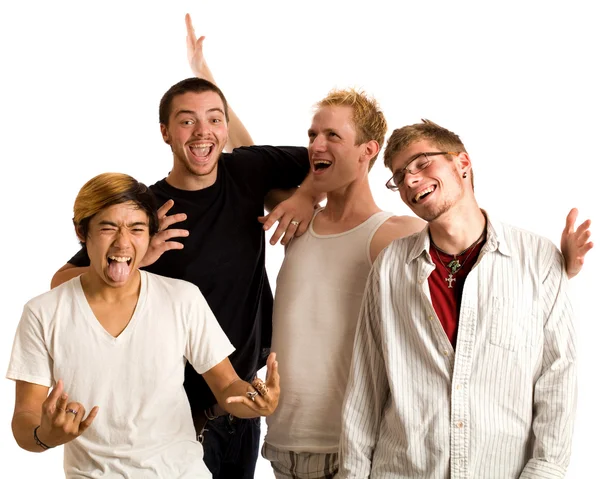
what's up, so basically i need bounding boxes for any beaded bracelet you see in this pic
[34,425,53,450]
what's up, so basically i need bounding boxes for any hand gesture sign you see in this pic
[36,380,99,448]
[226,353,280,416]
[140,200,189,268]
[560,208,593,279]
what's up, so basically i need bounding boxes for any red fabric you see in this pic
[428,240,485,347]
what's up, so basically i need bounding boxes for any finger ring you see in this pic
[290,220,300,227]
[246,391,259,402]
[252,378,269,397]
[66,408,78,415]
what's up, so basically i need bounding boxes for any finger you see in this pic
[157,241,185,253]
[576,229,592,246]
[157,199,175,219]
[225,395,263,412]
[564,208,578,233]
[65,402,83,420]
[185,13,196,42]
[295,220,309,238]
[159,212,187,231]
[197,35,205,50]
[574,218,592,238]
[269,217,293,246]
[79,406,99,433]
[280,221,300,246]
[45,379,64,408]
[265,355,279,388]
[259,210,284,232]
[154,228,189,241]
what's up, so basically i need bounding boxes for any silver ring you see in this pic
[246,391,259,402]
[290,220,300,227]
[66,408,78,415]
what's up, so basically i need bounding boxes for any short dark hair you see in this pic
[73,173,159,246]
[159,77,230,125]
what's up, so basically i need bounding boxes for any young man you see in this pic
[8,173,280,478]
[339,120,588,478]
[50,78,316,478]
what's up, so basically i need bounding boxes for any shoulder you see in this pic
[370,215,426,262]
[144,272,206,303]
[497,222,562,270]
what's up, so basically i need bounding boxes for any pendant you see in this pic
[445,273,456,288]
[447,259,461,274]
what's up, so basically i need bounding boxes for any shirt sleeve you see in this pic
[226,145,309,196]
[6,304,53,387]
[339,258,390,478]
[519,245,576,479]
[184,286,236,375]
[68,247,90,267]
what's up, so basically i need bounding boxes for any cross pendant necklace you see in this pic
[445,273,456,288]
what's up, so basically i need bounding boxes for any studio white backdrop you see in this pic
[0,1,597,477]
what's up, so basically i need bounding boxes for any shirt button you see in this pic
[443,350,449,356]
[456,384,461,390]
[456,421,464,428]
[428,315,434,321]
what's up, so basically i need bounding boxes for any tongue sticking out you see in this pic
[107,260,131,283]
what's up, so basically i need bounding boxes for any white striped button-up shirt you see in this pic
[339,214,576,479]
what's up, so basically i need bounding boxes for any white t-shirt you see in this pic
[7,271,235,478]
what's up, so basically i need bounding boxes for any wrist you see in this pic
[33,425,54,450]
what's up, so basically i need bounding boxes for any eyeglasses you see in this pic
[385,151,458,191]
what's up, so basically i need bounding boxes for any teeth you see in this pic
[108,256,131,263]
[314,160,332,165]
[191,143,211,148]
[415,186,435,202]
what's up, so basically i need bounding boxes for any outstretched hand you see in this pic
[226,353,280,416]
[185,13,212,81]
[560,208,593,279]
[140,200,189,268]
[37,380,98,448]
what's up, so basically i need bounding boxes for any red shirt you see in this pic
[428,240,485,347]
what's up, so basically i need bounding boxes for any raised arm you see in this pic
[186,13,252,150]
[560,208,593,279]
[338,266,390,478]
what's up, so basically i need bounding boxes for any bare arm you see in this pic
[12,379,98,452]
[51,263,87,289]
[186,13,252,150]
[202,353,280,418]
[369,215,426,263]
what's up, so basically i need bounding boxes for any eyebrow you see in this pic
[98,221,148,228]
[174,107,225,117]
[307,128,340,136]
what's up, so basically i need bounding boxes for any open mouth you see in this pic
[189,143,213,159]
[313,160,332,171]
[107,255,133,283]
[107,256,132,266]
[413,185,436,203]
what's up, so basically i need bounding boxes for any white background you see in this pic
[0,1,597,477]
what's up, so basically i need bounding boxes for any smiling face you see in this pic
[307,105,372,192]
[79,202,151,288]
[160,90,229,187]
[390,139,471,222]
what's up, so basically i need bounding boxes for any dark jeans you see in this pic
[200,414,261,479]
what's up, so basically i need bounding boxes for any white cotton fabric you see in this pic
[339,214,577,479]
[265,209,393,453]
[7,271,235,478]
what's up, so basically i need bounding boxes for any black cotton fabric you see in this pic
[68,145,309,412]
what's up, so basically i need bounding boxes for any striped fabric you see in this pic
[262,442,338,479]
[339,214,577,479]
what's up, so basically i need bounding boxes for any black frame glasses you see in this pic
[385,151,458,191]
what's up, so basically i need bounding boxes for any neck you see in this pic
[80,269,142,303]
[429,201,486,254]
[322,175,379,222]
[166,161,218,191]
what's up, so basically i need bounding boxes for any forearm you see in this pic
[12,411,45,452]
[50,265,88,289]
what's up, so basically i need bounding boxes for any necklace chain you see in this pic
[431,229,485,288]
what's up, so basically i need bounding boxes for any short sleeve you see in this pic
[6,304,53,387]
[184,287,235,375]
[68,247,90,267]
[225,145,309,196]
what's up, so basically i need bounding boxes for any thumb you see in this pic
[564,208,578,233]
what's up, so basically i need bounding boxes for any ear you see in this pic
[74,224,86,244]
[455,151,471,177]
[160,124,171,145]
[360,140,380,165]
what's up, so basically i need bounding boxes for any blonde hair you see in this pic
[73,173,158,244]
[316,88,387,170]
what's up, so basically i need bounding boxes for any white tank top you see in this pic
[265,208,393,453]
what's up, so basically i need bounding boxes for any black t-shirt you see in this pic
[68,145,309,411]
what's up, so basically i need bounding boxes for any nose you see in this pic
[404,169,423,187]
[112,228,131,248]
[193,120,208,136]
[310,134,327,152]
